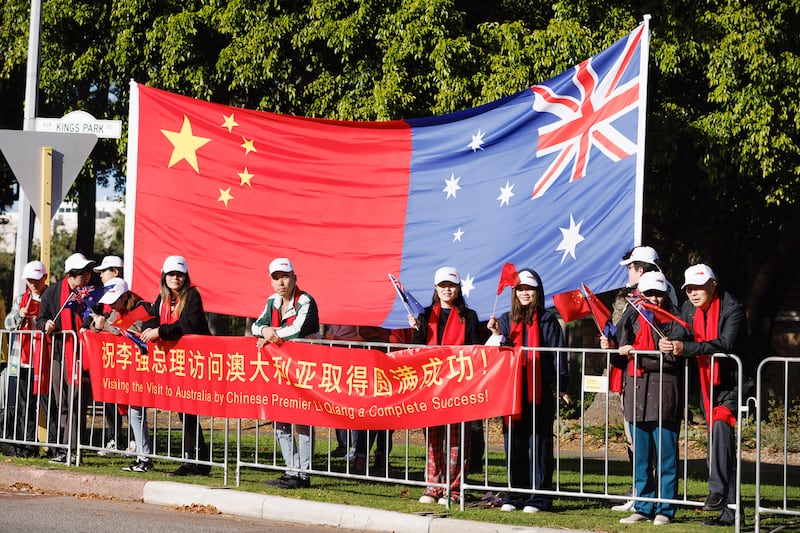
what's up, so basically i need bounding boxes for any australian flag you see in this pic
[64,285,110,318]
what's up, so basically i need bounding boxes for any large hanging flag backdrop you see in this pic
[126,20,649,328]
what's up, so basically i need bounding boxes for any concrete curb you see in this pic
[1,464,589,533]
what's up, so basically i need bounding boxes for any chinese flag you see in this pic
[496,262,520,295]
[552,289,590,322]
[581,283,613,333]
[129,83,410,325]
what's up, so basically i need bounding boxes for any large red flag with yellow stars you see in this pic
[126,23,647,327]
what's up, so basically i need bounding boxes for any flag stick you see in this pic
[491,294,500,317]
[579,285,604,335]
[625,297,665,339]
[388,274,419,330]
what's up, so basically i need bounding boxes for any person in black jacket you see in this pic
[141,255,211,476]
[659,264,750,527]
[487,268,570,514]
[410,266,482,506]
[604,272,682,526]
[37,253,98,463]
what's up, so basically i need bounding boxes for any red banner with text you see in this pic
[80,332,522,430]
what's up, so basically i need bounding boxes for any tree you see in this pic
[0,0,797,359]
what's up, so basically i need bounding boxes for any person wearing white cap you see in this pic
[619,245,678,307]
[93,255,124,284]
[603,271,682,526]
[486,268,570,514]
[140,255,212,476]
[4,260,49,455]
[611,245,676,512]
[409,266,482,505]
[36,252,98,464]
[89,277,154,472]
[252,258,320,489]
[658,264,750,527]
[89,258,128,457]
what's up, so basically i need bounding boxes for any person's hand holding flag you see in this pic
[491,262,520,317]
[388,274,424,329]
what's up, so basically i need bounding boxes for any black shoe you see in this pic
[703,492,727,511]
[330,446,348,458]
[701,517,734,527]
[121,461,138,472]
[195,463,211,475]
[265,474,294,486]
[276,475,310,489]
[166,463,197,477]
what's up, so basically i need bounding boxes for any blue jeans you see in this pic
[629,421,678,518]
[128,406,151,460]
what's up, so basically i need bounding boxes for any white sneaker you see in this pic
[126,441,137,454]
[418,495,437,504]
[612,499,635,512]
[522,506,541,514]
[653,514,671,526]
[500,503,517,512]
[619,513,649,524]
[97,440,118,456]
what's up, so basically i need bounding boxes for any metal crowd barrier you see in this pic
[754,356,800,532]
[0,330,773,531]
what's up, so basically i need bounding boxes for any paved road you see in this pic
[0,489,356,533]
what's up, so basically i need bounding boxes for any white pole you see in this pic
[13,0,42,295]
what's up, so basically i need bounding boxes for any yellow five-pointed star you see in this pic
[161,115,211,174]
[238,167,254,187]
[221,113,238,133]
[217,187,234,207]
[241,136,257,155]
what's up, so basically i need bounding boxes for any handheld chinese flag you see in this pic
[580,283,616,337]
[552,289,590,322]
[112,305,154,330]
[496,263,520,295]
[639,300,691,331]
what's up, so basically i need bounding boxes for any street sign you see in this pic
[35,110,122,139]
[0,130,98,220]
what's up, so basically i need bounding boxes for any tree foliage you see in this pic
[0,0,798,353]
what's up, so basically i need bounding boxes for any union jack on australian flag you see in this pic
[127,19,649,328]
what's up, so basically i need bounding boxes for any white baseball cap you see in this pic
[98,277,129,304]
[682,264,716,289]
[619,246,659,266]
[269,257,294,275]
[64,252,95,272]
[434,266,460,285]
[162,255,188,274]
[638,271,667,293]
[94,255,124,272]
[516,270,539,288]
[23,260,47,280]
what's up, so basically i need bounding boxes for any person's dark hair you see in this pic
[510,268,544,324]
[119,290,145,312]
[159,271,194,317]
[67,268,90,277]
[430,286,469,322]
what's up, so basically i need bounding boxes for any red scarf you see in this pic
[160,295,181,325]
[272,288,302,327]
[509,314,542,404]
[693,294,734,428]
[628,313,653,378]
[58,279,80,385]
[426,304,466,345]
[18,289,50,394]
